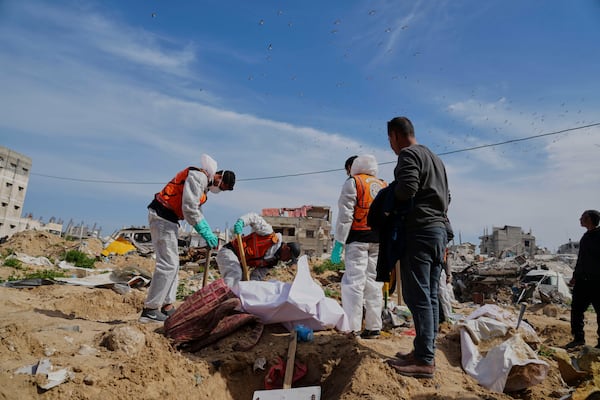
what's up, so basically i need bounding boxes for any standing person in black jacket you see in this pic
[565,209,600,349]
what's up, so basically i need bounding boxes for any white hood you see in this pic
[200,154,217,181]
[350,154,378,176]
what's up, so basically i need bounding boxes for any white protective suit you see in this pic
[216,212,283,288]
[334,154,384,333]
[144,154,217,310]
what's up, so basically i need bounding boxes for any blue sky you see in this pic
[1,0,599,251]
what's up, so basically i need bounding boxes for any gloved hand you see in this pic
[233,218,245,235]
[331,241,344,264]
[194,219,219,248]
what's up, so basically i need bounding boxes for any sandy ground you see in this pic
[0,231,597,400]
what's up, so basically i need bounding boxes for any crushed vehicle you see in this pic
[516,268,572,303]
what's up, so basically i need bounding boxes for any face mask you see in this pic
[208,182,221,193]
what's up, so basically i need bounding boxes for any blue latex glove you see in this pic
[233,218,245,235]
[331,240,344,264]
[194,219,218,248]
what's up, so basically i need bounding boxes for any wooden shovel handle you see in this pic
[201,247,211,288]
[236,234,250,281]
[396,260,402,306]
[283,330,298,389]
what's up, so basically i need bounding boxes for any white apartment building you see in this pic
[0,146,32,238]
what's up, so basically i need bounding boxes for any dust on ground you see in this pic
[0,231,596,399]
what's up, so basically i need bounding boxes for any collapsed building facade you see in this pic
[261,205,332,259]
[479,225,537,257]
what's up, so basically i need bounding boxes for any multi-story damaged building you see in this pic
[479,225,536,257]
[0,146,32,239]
[557,239,579,255]
[261,205,332,259]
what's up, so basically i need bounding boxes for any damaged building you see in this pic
[0,146,32,238]
[261,205,332,259]
[557,239,579,255]
[479,225,536,257]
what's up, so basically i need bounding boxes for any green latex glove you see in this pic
[233,218,245,235]
[194,219,218,248]
[331,240,344,264]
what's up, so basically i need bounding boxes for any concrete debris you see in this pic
[450,252,573,306]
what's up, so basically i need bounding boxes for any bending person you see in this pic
[140,154,235,323]
[217,212,300,288]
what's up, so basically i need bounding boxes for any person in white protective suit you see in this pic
[217,212,301,288]
[139,154,236,323]
[331,154,387,338]
[438,248,456,323]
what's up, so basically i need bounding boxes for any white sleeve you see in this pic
[240,212,273,236]
[334,178,357,243]
[264,233,283,261]
[181,169,209,226]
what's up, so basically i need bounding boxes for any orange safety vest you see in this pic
[155,167,207,220]
[351,174,387,231]
[231,232,279,268]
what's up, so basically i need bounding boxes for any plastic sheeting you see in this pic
[458,304,549,393]
[101,237,136,256]
[234,255,350,332]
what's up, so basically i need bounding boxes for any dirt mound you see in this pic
[0,230,72,258]
[0,230,596,399]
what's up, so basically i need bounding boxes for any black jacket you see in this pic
[574,227,600,281]
[368,181,412,283]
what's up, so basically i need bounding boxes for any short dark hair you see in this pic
[286,242,301,262]
[584,210,600,226]
[344,155,358,172]
[387,116,414,137]
[217,170,236,190]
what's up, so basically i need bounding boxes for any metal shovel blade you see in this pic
[516,303,527,329]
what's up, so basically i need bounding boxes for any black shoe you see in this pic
[360,329,381,339]
[564,339,585,349]
[161,305,176,316]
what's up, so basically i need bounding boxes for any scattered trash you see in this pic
[57,325,80,332]
[15,358,74,391]
[111,283,131,295]
[295,325,313,342]
[254,357,267,372]
[101,236,137,257]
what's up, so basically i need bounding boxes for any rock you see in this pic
[100,326,145,356]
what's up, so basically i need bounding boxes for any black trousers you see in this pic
[570,279,600,342]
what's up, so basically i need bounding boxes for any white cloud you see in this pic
[3,1,599,253]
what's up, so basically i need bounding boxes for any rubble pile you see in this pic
[451,252,573,306]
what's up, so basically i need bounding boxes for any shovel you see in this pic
[236,234,250,281]
[382,279,405,328]
[252,330,321,400]
[201,247,212,288]
[382,282,393,323]
[516,303,527,330]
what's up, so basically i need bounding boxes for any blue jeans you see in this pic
[400,226,446,365]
